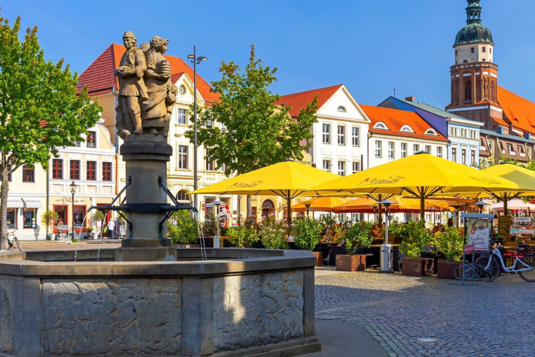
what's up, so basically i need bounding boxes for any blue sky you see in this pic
[3,0,535,109]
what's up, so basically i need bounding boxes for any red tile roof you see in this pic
[276,84,343,117]
[497,86,535,136]
[360,104,448,142]
[78,44,219,103]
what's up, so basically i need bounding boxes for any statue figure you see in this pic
[141,35,177,136]
[115,31,148,138]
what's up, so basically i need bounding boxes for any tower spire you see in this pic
[466,0,482,24]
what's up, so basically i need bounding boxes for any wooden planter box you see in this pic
[401,258,425,277]
[336,254,366,272]
[312,251,323,267]
[437,261,461,279]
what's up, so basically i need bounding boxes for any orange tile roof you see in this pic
[276,84,343,117]
[360,104,448,142]
[498,86,535,136]
[78,44,219,103]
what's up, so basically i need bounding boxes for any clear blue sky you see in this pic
[2,0,535,109]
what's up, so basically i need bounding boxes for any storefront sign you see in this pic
[7,198,23,208]
[22,198,42,208]
[466,217,491,251]
[514,217,532,226]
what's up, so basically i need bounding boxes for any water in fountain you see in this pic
[195,212,207,260]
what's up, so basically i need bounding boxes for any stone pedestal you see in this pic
[117,134,175,261]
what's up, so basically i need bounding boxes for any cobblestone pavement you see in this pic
[315,269,535,357]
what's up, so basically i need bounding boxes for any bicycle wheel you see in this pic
[519,256,535,282]
[475,256,500,282]
[14,238,22,252]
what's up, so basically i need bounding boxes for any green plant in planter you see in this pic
[202,213,218,237]
[260,215,289,249]
[344,223,373,255]
[86,227,94,233]
[399,221,431,259]
[227,225,259,248]
[168,210,199,244]
[433,226,464,262]
[388,219,404,237]
[293,218,323,251]
[41,210,59,234]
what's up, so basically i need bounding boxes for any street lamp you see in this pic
[188,47,208,213]
[475,201,487,214]
[70,181,78,240]
[212,200,223,248]
[379,200,394,273]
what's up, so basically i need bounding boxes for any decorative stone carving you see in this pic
[212,270,304,352]
[0,278,14,354]
[115,32,177,140]
[41,279,182,356]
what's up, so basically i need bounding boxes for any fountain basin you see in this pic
[0,248,319,357]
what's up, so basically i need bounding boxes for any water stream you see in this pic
[195,213,207,260]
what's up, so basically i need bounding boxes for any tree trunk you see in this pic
[246,195,252,219]
[0,170,9,250]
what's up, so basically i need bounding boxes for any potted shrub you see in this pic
[399,221,432,277]
[41,210,59,240]
[336,223,373,272]
[86,226,94,240]
[293,218,323,266]
[168,210,199,247]
[227,218,260,248]
[388,219,404,244]
[260,215,289,250]
[433,226,464,279]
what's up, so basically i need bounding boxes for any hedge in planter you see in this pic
[433,226,463,279]
[292,218,323,265]
[260,215,289,249]
[399,221,432,277]
[168,210,199,245]
[336,223,373,272]
[227,217,260,248]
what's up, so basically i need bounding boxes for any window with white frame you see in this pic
[425,145,431,153]
[338,106,346,113]
[337,161,345,176]
[178,145,188,169]
[413,144,420,153]
[352,127,359,146]
[388,142,395,159]
[177,109,187,125]
[375,140,382,158]
[322,124,330,144]
[462,149,467,164]
[471,150,476,164]
[322,159,330,172]
[401,143,407,158]
[452,148,457,162]
[352,162,360,174]
[337,126,345,145]
[437,146,443,158]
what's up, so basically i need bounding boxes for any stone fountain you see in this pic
[0,32,320,357]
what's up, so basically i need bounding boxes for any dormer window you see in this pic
[338,106,346,113]
[373,122,389,130]
[400,125,414,133]
[424,129,438,136]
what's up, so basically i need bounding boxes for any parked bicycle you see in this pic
[6,230,23,252]
[474,241,535,282]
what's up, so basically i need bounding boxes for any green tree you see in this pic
[185,45,318,215]
[0,17,101,249]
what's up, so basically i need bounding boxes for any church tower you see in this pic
[446,0,503,131]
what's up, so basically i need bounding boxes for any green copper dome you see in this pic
[454,0,494,46]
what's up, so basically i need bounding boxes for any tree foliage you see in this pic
[0,16,101,249]
[185,45,318,176]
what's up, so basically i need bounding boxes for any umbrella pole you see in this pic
[420,196,425,223]
[286,192,292,226]
[378,204,383,225]
[504,194,509,216]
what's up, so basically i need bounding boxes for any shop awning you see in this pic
[22,198,42,208]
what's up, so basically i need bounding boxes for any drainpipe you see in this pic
[367,132,371,169]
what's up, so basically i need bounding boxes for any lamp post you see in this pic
[70,181,77,240]
[475,201,486,214]
[213,200,223,248]
[188,47,208,212]
[379,200,394,273]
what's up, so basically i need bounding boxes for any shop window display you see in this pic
[23,208,37,229]
[6,208,16,229]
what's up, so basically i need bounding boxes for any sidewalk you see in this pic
[306,319,388,357]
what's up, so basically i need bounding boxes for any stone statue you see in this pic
[115,32,176,139]
[141,36,177,136]
[115,31,148,138]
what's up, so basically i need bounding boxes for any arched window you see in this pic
[424,129,438,136]
[464,80,472,102]
[373,122,389,130]
[338,106,346,113]
[176,190,190,202]
[400,125,415,133]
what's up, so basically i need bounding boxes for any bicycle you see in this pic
[6,230,23,252]
[474,241,535,282]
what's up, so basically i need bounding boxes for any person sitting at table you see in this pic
[322,239,346,266]
[447,218,454,228]
[321,227,334,243]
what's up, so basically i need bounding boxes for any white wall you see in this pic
[455,43,494,64]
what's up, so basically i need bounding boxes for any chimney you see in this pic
[405,96,415,102]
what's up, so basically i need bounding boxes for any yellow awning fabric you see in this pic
[291,197,350,212]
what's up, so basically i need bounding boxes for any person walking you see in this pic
[107,220,116,240]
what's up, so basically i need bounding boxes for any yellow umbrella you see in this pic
[310,153,520,221]
[190,161,339,223]
[291,197,350,213]
[442,164,535,214]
